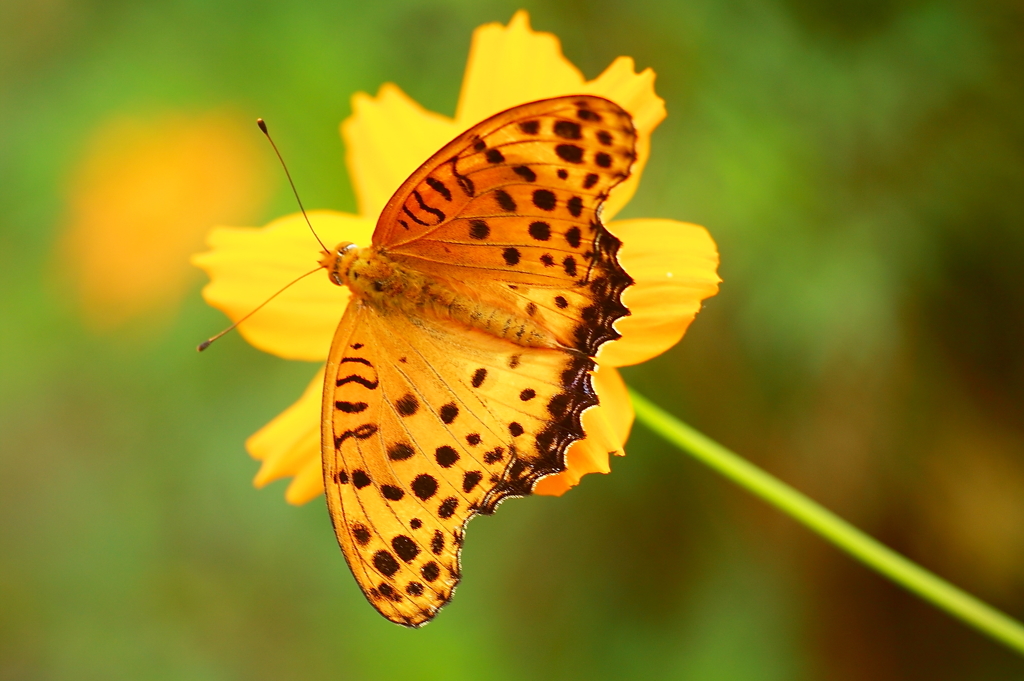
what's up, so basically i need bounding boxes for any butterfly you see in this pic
[317,95,636,626]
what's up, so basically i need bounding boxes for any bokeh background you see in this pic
[2,0,1023,678]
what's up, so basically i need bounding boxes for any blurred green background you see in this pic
[3,0,1024,678]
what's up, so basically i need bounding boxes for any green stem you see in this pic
[629,389,1024,655]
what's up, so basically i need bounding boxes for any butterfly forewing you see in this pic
[373,96,635,354]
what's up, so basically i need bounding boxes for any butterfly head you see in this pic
[320,241,360,287]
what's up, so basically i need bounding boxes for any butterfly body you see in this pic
[321,244,556,348]
[318,96,637,627]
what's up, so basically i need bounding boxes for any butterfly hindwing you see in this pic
[320,303,442,627]
[322,299,596,627]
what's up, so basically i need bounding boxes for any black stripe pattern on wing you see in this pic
[570,220,633,356]
[477,352,597,512]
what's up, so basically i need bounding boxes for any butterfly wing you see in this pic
[371,95,636,356]
[322,299,596,626]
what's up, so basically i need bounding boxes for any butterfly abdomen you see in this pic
[326,244,556,349]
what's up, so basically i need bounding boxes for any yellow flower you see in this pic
[193,11,720,504]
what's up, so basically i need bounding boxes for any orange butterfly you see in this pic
[317,95,636,626]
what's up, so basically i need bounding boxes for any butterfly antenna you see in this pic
[197,266,323,352]
[257,118,329,252]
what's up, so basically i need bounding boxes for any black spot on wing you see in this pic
[518,120,540,134]
[494,189,516,212]
[412,474,439,500]
[528,221,551,241]
[388,442,414,461]
[462,471,483,493]
[373,550,400,577]
[392,535,419,562]
[438,498,458,519]
[439,402,459,424]
[395,393,418,416]
[565,226,582,248]
[469,219,489,240]
[532,190,556,211]
[353,524,371,545]
[434,446,458,468]
[421,562,440,582]
[513,166,536,182]
[378,582,401,601]
[554,120,582,139]
[556,144,584,164]
[563,256,577,277]
[382,485,405,501]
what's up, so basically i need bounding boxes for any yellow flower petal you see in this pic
[285,457,327,506]
[534,364,634,496]
[455,10,586,127]
[248,368,324,504]
[342,84,460,220]
[193,210,372,361]
[598,219,722,368]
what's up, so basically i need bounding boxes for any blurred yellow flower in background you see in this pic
[194,11,720,504]
[60,112,271,330]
